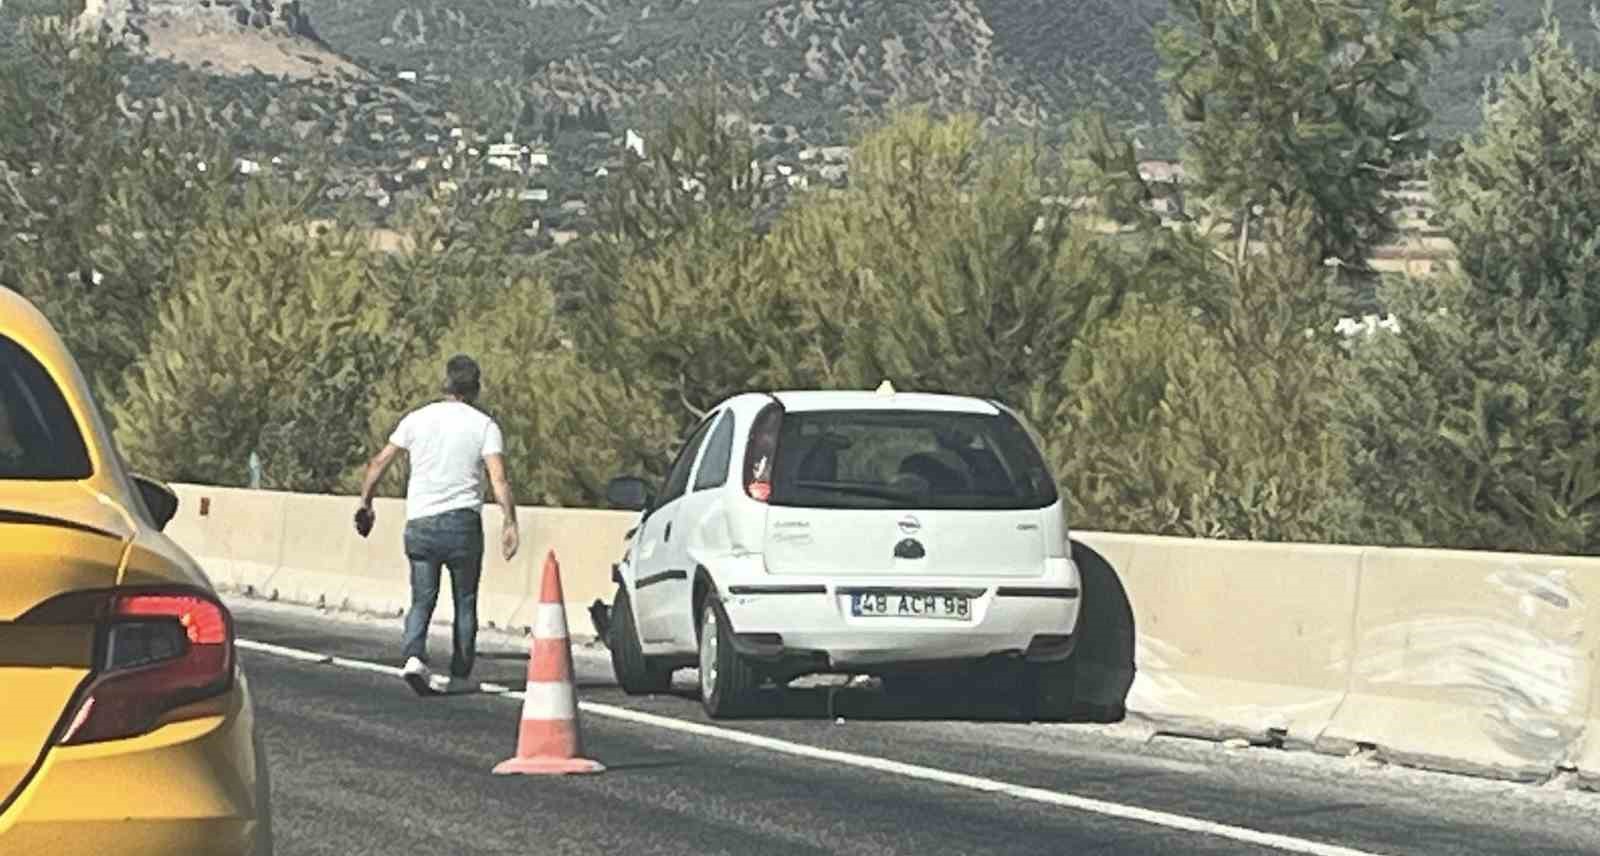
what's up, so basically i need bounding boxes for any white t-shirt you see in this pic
[388,400,505,521]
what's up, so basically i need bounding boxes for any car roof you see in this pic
[766,389,1001,415]
[0,286,67,355]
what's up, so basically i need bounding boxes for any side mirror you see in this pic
[605,476,653,512]
[132,474,179,532]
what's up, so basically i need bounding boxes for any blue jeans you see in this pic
[401,508,485,678]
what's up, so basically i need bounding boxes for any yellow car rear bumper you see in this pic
[0,677,269,856]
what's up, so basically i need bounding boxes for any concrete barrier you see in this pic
[161,482,1600,787]
[166,486,294,593]
[1076,532,1364,750]
[1320,547,1596,782]
[167,484,633,642]
[1577,590,1600,788]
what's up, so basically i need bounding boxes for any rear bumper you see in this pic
[717,568,1082,672]
[0,678,267,855]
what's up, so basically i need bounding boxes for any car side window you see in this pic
[658,414,716,507]
[692,411,735,492]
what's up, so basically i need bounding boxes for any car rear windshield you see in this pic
[0,335,92,480]
[768,408,1059,510]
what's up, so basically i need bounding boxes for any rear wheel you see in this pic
[608,586,674,695]
[698,598,759,718]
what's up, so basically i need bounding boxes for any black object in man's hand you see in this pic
[354,506,374,538]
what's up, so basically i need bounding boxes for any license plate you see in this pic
[849,592,971,620]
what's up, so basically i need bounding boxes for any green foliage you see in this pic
[767,109,1143,434]
[364,275,588,505]
[1060,205,1351,541]
[22,0,1600,559]
[113,184,387,491]
[352,172,556,494]
[1157,0,1482,274]
[0,17,237,407]
[1431,12,1600,355]
[1333,13,1600,553]
[558,86,798,480]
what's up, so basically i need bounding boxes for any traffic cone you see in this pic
[493,550,604,775]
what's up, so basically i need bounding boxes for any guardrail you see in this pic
[165,483,1600,789]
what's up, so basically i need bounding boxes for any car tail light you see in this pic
[743,402,784,502]
[22,587,236,746]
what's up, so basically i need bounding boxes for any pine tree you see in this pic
[1059,204,1351,540]
[560,82,797,481]
[362,274,633,506]
[113,183,386,490]
[1332,12,1600,553]
[764,109,1142,441]
[1158,0,1481,285]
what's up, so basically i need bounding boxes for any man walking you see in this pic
[356,354,520,695]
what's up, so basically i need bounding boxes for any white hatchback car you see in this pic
[602,385,1083,718]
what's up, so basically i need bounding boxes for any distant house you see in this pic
[486,142,522,172]
[1136,160,1184,183]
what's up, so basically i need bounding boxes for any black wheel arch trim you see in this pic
[726,584,827,595]
[995,586,1081,599]
[636,569,689,589]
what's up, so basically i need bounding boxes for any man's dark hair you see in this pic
[443,354,481,402]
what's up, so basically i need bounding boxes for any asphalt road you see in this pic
[236,601,1600,856]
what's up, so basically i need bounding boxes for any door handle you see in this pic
[664,522,673,542]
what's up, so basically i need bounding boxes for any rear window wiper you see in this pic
[789,481,920,503]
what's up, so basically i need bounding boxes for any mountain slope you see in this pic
[5,0,1598,222]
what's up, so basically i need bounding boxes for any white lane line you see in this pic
[237,639,333,664]
[238,636,1390,856]
[573,702,1385,856]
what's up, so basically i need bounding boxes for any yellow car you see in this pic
[0,286,271,854]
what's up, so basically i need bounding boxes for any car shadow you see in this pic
[653,683,1038,722]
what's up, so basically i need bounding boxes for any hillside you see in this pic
[304,0,1600,151]
[4,0,1597,230]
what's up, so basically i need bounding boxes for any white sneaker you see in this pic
[402,657,433,695]
[428,674,477,695]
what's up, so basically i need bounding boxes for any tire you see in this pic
[698,597,760,719]
[608,586,674,695]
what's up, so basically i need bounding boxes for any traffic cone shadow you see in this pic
[492,550,605,776]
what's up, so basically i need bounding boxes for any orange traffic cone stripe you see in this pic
[493,550,604,776]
